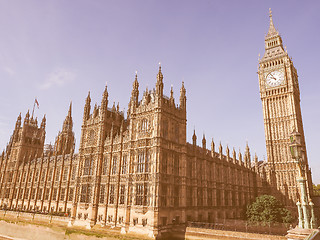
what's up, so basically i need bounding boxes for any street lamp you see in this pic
[289,129,317,229]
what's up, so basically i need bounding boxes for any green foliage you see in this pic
[313,184,320,196]
[246,195,293,224]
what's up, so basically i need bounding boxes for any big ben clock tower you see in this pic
[258,9,313,205]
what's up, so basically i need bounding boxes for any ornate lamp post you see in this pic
[289,129,317,229]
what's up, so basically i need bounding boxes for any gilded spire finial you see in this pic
[269,8,272,19]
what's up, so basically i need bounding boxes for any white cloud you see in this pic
[3,66,16,76]
[39,69,76,90]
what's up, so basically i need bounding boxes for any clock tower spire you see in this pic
[258,9,313,206]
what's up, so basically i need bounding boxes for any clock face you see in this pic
[266,70,285,87]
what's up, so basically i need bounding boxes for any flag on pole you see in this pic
[35,98,39,109]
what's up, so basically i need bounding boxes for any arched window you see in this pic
[141,119,149,132]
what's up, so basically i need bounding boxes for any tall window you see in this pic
[197,188,203,206]
[80,184,91,203]
[37,188,43,199]
[160,184,167,207]
[187,161,192,178]
[121,155,127,174]
[145,152,150,173]
[186,187,192,206]
[162,120,168,138]
[45,188,50,200]
[68,188,74,201]
[174,154,179,175]
[31,188,36,200]
[99,185,105,204]
[162,152,167,174]
[48,169,53,181]
[102,157,108,175]
[141,119,149,132]
[175,123,179,143]
[216,189,221,206]
[60,188,65,201]
[87,130,95,146]
[28,172,32,182]
[52,188,57,200]
[63,167,68,181]
[119,185,125,204]
[109,185,115,204]
[55,167,60,181]
[34,170,39,182]
[41,169,46,182]
[208,189,212,206]
[111,156,117,175]
[135,184,143,205]
[135,183,148,206]
[137,152,145,173]
[83,158,91,175]
[174,186,179,207]
[71,166,76,180]
[22,172,26,182]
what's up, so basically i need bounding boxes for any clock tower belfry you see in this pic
[258,9,313,205]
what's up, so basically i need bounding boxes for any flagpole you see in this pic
[31,99,36,119]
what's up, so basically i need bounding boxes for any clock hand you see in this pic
[269,73,277,80]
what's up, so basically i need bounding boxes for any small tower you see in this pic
[211,139,215,154]
[226,145,230,161]
[83,91,91,123]
[170,85,175,105]
[156,63,164,97]
[192,129,197,146]
[232,148,237,164]
[219,142,223,159]
[202,134,206,149]
[179,81,186,109]
[100,81,109,115]
[54,102,75,155]
[254,153,259,172]
[132,72,139,107]
[245,142,251,167]
[40,115,46,129]
[238,150,243,166]
[15,113,21,129]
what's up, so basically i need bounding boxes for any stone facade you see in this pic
[0,11,315,239]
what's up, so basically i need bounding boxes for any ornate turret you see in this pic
[219,142,223,159]
[131,72,139,107]
[254,153,259,172]
[40,115,46,129]
[202,134,206,149]
[226,145,230,161]
[15,113,21,129]
[83,91,91,122]
[245,142,251,167]
[232,148,237,164]
[101,81,109,110]
[179,81,186,109]
[156,63,163,97]
[211,139,215,153]
[170,85,175,105]
[54,103,75,155]
[238,150,243,166]
[192,129,197,146]
[24,110,30,123]
[62,102,73,132]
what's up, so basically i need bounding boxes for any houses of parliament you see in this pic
[0,11,316,238]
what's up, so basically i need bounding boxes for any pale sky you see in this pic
[0,1,319,183]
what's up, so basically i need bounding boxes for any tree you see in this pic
[313,184,320,196]
[246,195,293,224]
